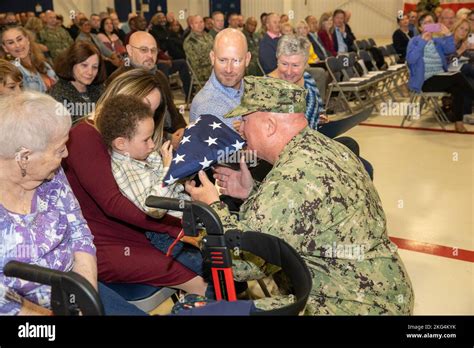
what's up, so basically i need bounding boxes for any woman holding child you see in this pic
[63,68,208,295]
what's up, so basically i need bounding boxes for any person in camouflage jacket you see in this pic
[185,76,415,315]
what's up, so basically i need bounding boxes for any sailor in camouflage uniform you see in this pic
[186,76,414,315]
[183,15,214,85]
[38,10,74,60]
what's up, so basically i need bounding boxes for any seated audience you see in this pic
[76,18,121,72]
[280,22,294,35]
[408,10,420,36]
[209,11,224,38]
[1,25,57,92]
[392,13,414,62]
[38,10,73,60]
[167,20,186,60]
[183,15,214,85]
[318,13,337,57]
[204,16,213,32]
[109,12,126,42]
[242,16,262,76]
[63,68,208,294]
[49,41,105,124]
[107,31,186,148]
[0,91,145,316]
[439,8,456,31]
[97,17,126,59]
[306,15,331,60]
[294,21,329,100]
[259,13,282,74]
[268,35,324,128]
[23,17,49,54]
[332,9,355,53]
[0,58,22,94]
[407,13,474,133]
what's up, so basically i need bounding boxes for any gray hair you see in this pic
[0,91,71,159]
[276,34,310,64]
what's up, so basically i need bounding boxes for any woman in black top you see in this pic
[49,41,105,124]
[392,14,413,62]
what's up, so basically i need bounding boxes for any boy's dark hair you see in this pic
[96,94,153,149]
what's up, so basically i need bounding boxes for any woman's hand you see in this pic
[160,140,173,168]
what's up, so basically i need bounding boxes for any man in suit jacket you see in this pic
[305,15,330,60]
[332,9,354,53]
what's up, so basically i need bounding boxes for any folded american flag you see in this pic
[163,114,246,185]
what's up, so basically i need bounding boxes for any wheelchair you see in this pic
[5,197,312,316]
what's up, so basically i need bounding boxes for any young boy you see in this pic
[96,95,202,274]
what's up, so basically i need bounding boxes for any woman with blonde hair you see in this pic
[0,25,57,92]
[280,21,294,35]
[318,12,336,56]
[64,68,208,296]
[295,20,319,64]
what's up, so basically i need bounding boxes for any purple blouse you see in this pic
[0,168,96,315]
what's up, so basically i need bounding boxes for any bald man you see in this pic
[183,15,214,84]
[439,8,456,30]
[186,76,414,315]
[38,10,73,59]
[190,28,250,129]
[106,31,187,148]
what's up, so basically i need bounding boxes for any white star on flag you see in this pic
[232,140,245,151]
[209,121,222,130]
[199,156,213,169]
[180,135,191,145]
[164,175,178,185]
[204,136,218,146]
[173,153,185,164]
[187,123,196,130]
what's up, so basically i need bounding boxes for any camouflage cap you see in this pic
[224,76,307,118]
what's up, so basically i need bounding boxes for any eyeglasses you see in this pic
[129,45,158,55]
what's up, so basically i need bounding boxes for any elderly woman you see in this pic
[49,41,105,124]
[407,13,474,132]
[0,25,57,92]
[0,91,145,315]
[0,59,22,94]
[268,35,325,128]
[63,68,208,296]
[269,35,373,179]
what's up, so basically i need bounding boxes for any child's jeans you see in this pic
[145,232,203,276]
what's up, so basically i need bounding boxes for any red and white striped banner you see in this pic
[404,0,474,13]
